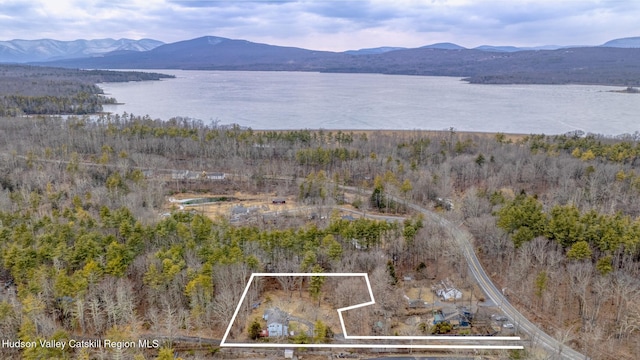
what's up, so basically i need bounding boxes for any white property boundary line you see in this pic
[220,273,523,350]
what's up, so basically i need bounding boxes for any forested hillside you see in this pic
[0,114,639,359]
[0,65,173,116]
[37,36,640,86]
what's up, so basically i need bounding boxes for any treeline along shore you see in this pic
[0,64,174,116]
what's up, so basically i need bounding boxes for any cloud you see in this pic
[0,0,638,50]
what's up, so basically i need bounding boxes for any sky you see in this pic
[0,0,638,51]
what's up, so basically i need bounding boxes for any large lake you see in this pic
[100,70,639,135]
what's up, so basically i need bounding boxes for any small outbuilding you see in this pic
[231,205,249,216]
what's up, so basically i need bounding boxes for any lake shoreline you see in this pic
[99,71,640,136]
[253,129,533,142]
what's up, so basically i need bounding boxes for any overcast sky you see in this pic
[1,0,638,51]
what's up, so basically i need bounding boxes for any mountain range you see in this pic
[0,38,164,63]
[1,36,639,63]
[1,35,639,86]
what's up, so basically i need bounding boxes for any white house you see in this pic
[205,172,225,180]
[437,287,462,301]
[434,279,463,301]
[171,170,201,180]
[171,170,188,180]
[263,308,289,337]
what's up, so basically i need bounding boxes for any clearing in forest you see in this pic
[221,273,523,350]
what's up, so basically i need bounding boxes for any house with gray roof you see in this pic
[263,307,289,337]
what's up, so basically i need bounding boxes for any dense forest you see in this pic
[0,65,173,116]
[0,113,639,359]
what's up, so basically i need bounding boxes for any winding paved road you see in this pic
[401,197,586,359]
[336,185,587,359]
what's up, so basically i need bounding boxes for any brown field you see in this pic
[164,192,301,220]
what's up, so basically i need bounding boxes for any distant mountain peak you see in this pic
[197,35,227,41]
[601,36,640,48]
[343,46,406,55]
[474,45,523,52]
[421,42,466,50]
[206,36,226,45]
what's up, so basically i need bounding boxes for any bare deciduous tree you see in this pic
[567,262,593,327]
